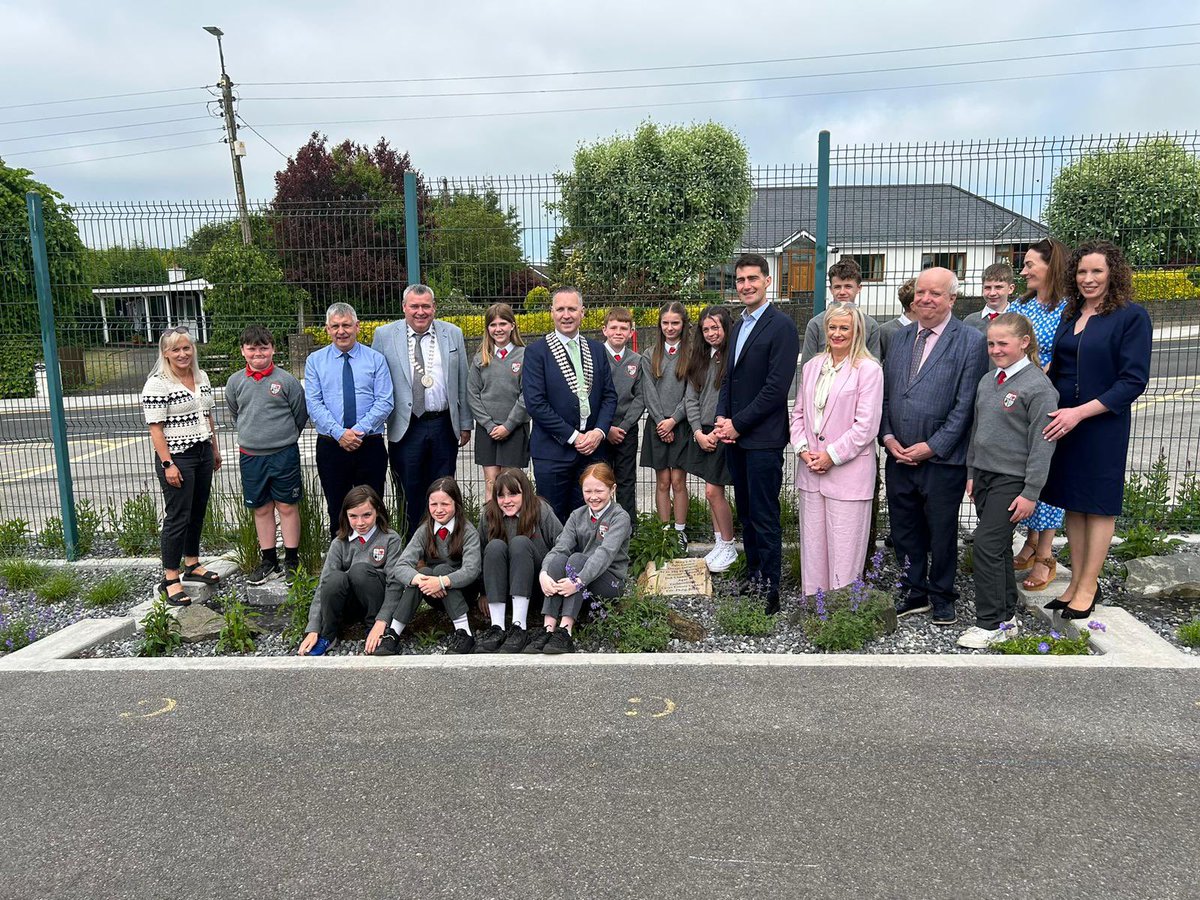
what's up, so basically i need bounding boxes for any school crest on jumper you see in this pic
[371,547,386,562]
[1002,391,1017,409]
[598,524,608,539]
[626,364,637,377]
[511,361,522,375]
[269,382,282,395]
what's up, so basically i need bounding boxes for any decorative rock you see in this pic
[245,579,289,608]
[639,558,712,597]
[667,609,707,643]
[175,605,226,643]
[1124,554,1200,600]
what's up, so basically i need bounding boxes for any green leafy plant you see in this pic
[280,566,318,648]
[715,594,776,637]
[230,500,261,573]
[83,574,134,608]
[0,518,30,556]
[297,475,328,574]
[793,552,900,651]
[994,625,1092,655]
[783,542,803,586]
[0,558,52,591]
[106,492,161,556]
[38,499,103,556]
[216,594,258,654]
[1112,523,1181,561]
[584,588,672,653]
[685,493,714,539]
[415,628,444,650]
[1120,449,1172,529]
[35,569,81,603]
[1177,618,1200,648]
[138,596,182,657]
[627,513,679,578]
[201,493,237,551]
[1168,465,1200,532]
[0,609,36,651]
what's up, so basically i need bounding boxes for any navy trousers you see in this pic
[533,448,606,526]
[389,411,459,539]
[315,434,388,537]
[885,457,966,612]
[726,444,784,605]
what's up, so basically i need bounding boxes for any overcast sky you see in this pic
[3,0,1199,205]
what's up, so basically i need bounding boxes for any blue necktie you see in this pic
[341,352,357,429]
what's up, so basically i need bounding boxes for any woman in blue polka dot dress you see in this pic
[1012,238,1069,591]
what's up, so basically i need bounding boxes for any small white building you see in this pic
[92,267,211,344]
[707,184,1049,317]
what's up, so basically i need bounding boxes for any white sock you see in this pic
[488,602,506,628]
[512,596,530,629]
[720,536,734,547]
[674,523,686,532]
[389,619,406,635]
[453,615,471,636]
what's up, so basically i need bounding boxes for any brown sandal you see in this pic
[1013,542,1038,572]
[1022,557,1057,591]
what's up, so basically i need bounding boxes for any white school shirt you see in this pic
[408,323,448,412]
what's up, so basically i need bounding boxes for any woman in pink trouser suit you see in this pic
[789,302,884,597]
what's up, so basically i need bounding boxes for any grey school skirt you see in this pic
[474,423,531,468]
[640,421,690,470]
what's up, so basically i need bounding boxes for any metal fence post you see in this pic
[813,130,831,315]
[25,192,79,560]
[404,171,420,284]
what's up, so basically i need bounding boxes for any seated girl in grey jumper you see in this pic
[374,477,482,656]
[959,313,1058,650]
[299,485,404,657]
[532,462,631,655]
[475,467,563,654]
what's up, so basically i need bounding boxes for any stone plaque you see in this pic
[638,558,712,597]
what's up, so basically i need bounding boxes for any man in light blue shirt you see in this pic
[305,302,394,534]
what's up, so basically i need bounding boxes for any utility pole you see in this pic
[204,26,252,245]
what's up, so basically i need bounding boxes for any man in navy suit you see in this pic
[523,286,618,523]
[880,267,990,625]
[715,253,801,614]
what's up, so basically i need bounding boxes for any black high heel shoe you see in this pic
[1043,597,1068,611]
[1060,584,1102,620]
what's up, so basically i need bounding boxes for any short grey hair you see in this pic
[325,302,358,324]
[550,285,584,305]
[403,284,435,302]
[947,272,960,297]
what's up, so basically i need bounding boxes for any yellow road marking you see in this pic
[1132,384,1200,412]
[0,436,142,483]
[625,696,677,718]
[120,697,177,719]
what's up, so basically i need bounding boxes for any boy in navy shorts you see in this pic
[225,325,309,583]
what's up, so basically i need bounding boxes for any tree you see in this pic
[426,186,525,301]
[86,243,170,288]
[554,121,752,300]
[271,133,431,317]
[0,158,89,397]
[1045,138,1200,267]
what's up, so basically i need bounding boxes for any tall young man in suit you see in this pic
[714,253,801,614]
[523,286,618,523]
[880,267,990,625]
[372,284,472,538]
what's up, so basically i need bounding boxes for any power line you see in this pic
[0,86,209,113]
[235,113,289,160]
[240,41,1200,104]
[5,127,225,159]
[0,115,213,144]
[0,100,205,128]
[29,140,221,170]
[248,60,1200,130]
[241,21,1200,86]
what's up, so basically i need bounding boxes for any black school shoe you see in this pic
[473,624,507,653]
[446,628,476,654]
[372,628,401,656]
[495,623,528,654]
[521,626,552,654]
[542,628,576,655]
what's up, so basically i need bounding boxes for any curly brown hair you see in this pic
[1063,240,1133,320]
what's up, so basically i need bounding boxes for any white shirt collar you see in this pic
[606,342,628,358]
[980,303,1011,317]
[497,342,514,355]
[354,525,378,543]
[588,502,612,520]
[742,300,771,322]
[433,517,456,535]
[664,341,680,355]
[897,313,913,326]
[998,357,1031,380]
[407,322,435,340]
[555,330,581,345]
[710,346,719,357]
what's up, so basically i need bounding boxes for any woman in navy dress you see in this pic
[1041,241,1151,618]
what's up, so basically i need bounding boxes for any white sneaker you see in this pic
[703,544,720,564]
[956,625,1010,649]
[706,543,739,573]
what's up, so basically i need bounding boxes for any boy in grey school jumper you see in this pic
[960,312,1058,648]
[601,309,645,521]
[224,325,309,584]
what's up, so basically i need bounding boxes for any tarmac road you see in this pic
[0,664,1197,899]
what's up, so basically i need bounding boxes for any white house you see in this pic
[708,184,1048,317]
[92,267,211,343]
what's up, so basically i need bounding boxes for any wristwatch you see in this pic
[161,459,175,470]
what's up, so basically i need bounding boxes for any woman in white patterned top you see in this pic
[141,327,222,605]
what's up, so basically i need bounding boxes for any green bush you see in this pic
[0,518,29,556]
[0,610,36,651]
[38,499,103,556]
[715,595,776,637]
[280,567,318,648]
[798,582,896,652]
[35,569,81,603]
[586,589,672,653]
[524,285,550,312]
[0,558,52,591]
[994,630,1091,655]
[83,574,134,608]
[1112,523,1181,561]
[138,596,182,657]
[0,339,40,400]
[1177,619,1200,648]
[216,594,258,654]
[107,493,161,556]
[628,513,680,580]
[297,476,328,575]
[1132,269,1200,302]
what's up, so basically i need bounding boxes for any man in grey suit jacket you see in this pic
[878,277,916,362]
[880,267,989,625]
[372,284,473,537]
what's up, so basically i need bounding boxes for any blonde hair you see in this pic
[823,302,876,367]
[988,312,1040,363]
[150,328,202,384]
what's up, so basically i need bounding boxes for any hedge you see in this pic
[1131,269,1200,302]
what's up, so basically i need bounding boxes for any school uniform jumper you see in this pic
[966,362,1059,628]
[307,528,406,640]
[542,503,632,620]
[684,352,732,486]
[605,345,646,520]
[640,349,689,470]
[467,346,531,467]
[224,364,308,507]
[391,520,482,625]
[477,499,563,606]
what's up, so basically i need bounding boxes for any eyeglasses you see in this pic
[162,325,190,337]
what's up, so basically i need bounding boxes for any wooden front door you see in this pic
[786,249,815,298]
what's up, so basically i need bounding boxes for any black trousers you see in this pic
[155,441,213,570]
[971,470,1024,629]
[320,563,386,640]
[315,434,388,537]
[885,458,966,611]
[389,412,459,539]
[609,424,639,523]
[726,444,784,604]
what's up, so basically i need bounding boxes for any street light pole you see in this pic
[204,26,252,246]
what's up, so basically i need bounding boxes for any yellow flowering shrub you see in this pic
[1132,270,1200,302]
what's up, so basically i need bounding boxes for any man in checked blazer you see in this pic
[522,286,617,523]
[714,253,801,614]
[371,284,472,537]
[880,267,990,626]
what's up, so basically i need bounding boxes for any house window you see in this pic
[921,252,966,279]
[997,244,1033,269]
[704,263,736,295]
[845,254,885,282]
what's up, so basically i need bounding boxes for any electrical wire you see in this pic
[0,86,209,113]
[235,114,289,160]
[241,22,1200,86]
[5,127,225,158]
[0,100,206,128]
[29,140,221,170]
[240,41,1200,103]
[0,115,213,144]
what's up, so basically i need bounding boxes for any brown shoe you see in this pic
[1022,557,1057,591]
[1013,542,1037,572]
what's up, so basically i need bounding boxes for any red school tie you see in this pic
[613,353,621,362]
[997,371,1007,385]
[437,527,449,541]
[498,348,507,359]
[988,312,998,320]
[359,536,366,545]
[668,346,676,355]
